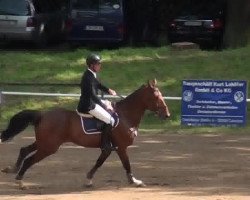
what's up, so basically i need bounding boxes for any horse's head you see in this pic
[143,79,170,120]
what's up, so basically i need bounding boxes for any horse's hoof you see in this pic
[131,177,146,187]
[16,180,27,190]
[1,166,17,174]
[85,183,93,188]
[85,178,93,188]
[136,182,146,187]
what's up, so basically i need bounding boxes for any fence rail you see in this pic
[0,82,79,87]
[0,91,182,101]
[0,91,249,102]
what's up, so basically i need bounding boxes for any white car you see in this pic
[0,0,68,47]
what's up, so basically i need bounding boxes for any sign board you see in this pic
[181,80,247,126]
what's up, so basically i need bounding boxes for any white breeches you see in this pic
[89,104,115,126]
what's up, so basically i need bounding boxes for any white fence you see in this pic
[0,91,249,102]
[0,91,181,102]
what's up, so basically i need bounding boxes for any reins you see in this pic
[116,94,125,99]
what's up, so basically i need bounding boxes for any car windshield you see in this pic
[178,3,224,19]
[0,0,29,16]
[72,0,120,11]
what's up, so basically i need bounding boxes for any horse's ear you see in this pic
[148,79,157,88]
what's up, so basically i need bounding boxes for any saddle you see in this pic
[76,110,119,134]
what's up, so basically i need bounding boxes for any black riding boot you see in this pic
[101,124,115,152]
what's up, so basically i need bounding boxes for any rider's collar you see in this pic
[88,68,97,78]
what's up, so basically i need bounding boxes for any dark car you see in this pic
[0,0,68,47]
[66,0,125,45]
[168,7,225,48]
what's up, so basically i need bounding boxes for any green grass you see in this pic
[0,46,250,134]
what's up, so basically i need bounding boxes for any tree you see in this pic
[224,0,250,48]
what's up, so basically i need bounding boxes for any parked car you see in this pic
[0,0,68,47]
[66,0,125,45]
[168,7,225,47]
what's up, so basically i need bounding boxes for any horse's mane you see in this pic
[116,84,145,105]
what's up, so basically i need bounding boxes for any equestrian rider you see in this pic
[77,53,117,152]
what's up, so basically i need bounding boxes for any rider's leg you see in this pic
[100,124,115,151]
[89,104,115,151]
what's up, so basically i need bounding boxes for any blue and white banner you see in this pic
[181,80,247,126]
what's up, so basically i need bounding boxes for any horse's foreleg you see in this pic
[86,150,111,187]
[116,148,145,187]
[1,142,37,174]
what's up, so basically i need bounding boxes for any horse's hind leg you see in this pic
[86,150,111,187]
[1,142,37,174]
[15,148,58,190]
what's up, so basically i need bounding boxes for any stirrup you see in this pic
[101,145,117,152]
[101,147,117,152]
[101,140,117,151]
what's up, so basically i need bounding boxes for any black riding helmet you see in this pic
[86,53,101,66]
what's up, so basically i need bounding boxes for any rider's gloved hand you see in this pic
[108,89,117,96]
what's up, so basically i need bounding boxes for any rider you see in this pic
[77,53,117,152]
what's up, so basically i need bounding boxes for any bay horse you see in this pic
[0,79,170,189]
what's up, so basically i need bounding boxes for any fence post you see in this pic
[0,91,4,105]
[0,91,2,105]
[0,91,2,120]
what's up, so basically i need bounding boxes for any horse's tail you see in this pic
[0,109,41,143]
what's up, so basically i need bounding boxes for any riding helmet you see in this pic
[86,53,101,66]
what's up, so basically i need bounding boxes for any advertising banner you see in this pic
[181,80,247,126]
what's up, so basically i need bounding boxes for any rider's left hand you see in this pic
[108,89,117,96]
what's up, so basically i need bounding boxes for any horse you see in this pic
[0,79,170,189]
